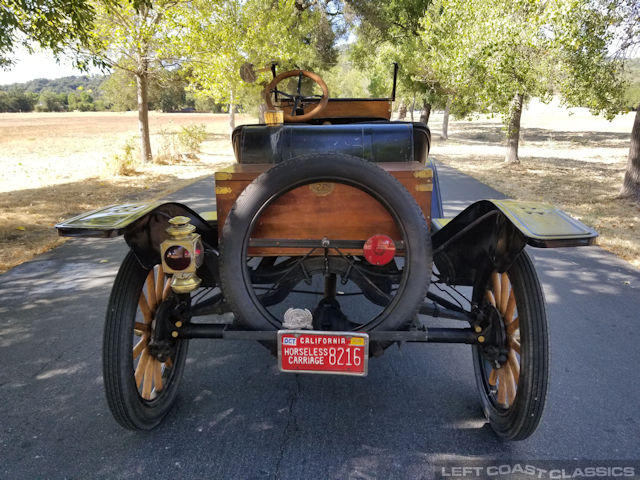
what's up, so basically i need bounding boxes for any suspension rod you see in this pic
[171,324,479,344]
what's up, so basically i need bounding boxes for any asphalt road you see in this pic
[1,163,639,479]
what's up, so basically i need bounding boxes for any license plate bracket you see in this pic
[277,330,369,376]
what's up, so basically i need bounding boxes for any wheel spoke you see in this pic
[162,278,172,300]
[133,336,148,359]
[296,71,303,95]
[492,272,501,306]
[509,336,521,354]
[504,290,517,324]
[135,349,149,388]
[508,349,520,385]
[506,316,519,336]
[500,273,510,313]
[489,368,498,386]
[153,360,163,392]
[274,89,294,98]
[142,357,154,399]
[504,365,516,406]
[156,265,165,305]
[134,322,150,333]
[146,270,157,310]
[138,293,153,324]
[496,368,507,405]
[485,290,496,307]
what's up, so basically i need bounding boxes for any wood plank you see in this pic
[280,98,392,120]
[215,162,433,256]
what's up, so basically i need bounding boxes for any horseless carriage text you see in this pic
[56,64,597,440]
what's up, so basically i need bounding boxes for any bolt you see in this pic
[478,335,485,343]
[171,331,179,338]
[474,325,482,333]
[175,321,183,328]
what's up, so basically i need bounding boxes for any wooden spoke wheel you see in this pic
[472,250,549,440]
[103,251,189,430]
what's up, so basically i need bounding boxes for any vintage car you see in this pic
[56,65,597,440]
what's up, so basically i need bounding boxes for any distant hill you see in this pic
[0,75,106,94]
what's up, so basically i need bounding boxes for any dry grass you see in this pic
[0,112,254,273]
[427,99,640,269]
[3,103,639,274]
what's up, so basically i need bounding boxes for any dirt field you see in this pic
[1,104,638,274]
[0,112,252,273]
[427,98,639,269]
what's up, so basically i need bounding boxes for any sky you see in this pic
[0,48,90,85]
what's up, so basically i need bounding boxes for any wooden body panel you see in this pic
[280,99,392,120]
[215,162,432,255]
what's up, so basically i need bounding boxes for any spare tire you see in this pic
[219,154,432,332]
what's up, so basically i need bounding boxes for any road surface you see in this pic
[1,163,639,479]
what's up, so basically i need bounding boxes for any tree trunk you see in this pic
[441,98,451,140]
[229,89,235,136]
[398,102,407,120]
[619,105,640,201]
[420,100,432,125]
[504,93,524,164]
[410,94,415,122]
[136,72,152,163]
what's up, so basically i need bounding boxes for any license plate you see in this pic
[277,330,369,376]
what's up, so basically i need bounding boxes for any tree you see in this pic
[612,0,640,200]
[420,0,626,163]
[37,90,67,111]
[171,0,342,131]
[621,107,640,201]
[0,0,94,68]
[75,0,185,161]
[348,0,447,125]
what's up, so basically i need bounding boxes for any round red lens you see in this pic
[363,234,396,265]
[164,245,191,271]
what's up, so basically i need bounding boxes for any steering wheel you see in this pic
[264,70,329,123]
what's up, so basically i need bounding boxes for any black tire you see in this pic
[472,250,549,440]
[219,154,432,333]
[103,251,189,430]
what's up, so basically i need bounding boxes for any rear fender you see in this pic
[55,202,218,270]
[431,199,597,285]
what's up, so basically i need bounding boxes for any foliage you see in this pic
[0,89,36,111]
[623,58,640,109]
[35,90,67,112]
[347,0,447,112]
[155,123,206,163]
[0,75,105,94]
[100,67,198,112]
[177,123,207,153]
[169,0,344,112]
[68,90,97,111]
[322,47,370,98]
[100,69,137,111]
[104,136,139,176]
[418,0,627,120]
[76,0,190,161]
[0,0,94,68]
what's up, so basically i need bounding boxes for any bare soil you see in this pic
[0,112,251,273]
[2,104,638,274]
[427,99,640,269]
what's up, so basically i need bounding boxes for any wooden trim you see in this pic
[214,162,433,256]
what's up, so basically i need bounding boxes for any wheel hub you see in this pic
[476,303,509,367]
[147,299,183,362]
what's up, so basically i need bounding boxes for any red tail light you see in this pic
[363,234,396,265]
